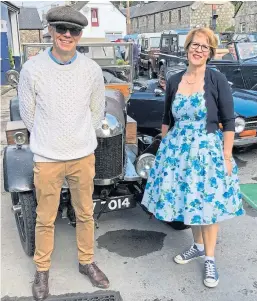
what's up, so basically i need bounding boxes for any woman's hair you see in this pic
[184,27,218,60]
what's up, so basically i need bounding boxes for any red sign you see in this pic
[91,8,99,27]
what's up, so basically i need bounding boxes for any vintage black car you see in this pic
[4,42,190,256]
[158,30,257,91]
[128,77,257,148]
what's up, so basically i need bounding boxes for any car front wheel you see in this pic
[166,221,190,230]
[13,191,36,256]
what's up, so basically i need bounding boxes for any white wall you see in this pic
[80,1,126,39]
[10,11,20,56]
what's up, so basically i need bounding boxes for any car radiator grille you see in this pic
[245,117,257,130]
[95,134,123,180]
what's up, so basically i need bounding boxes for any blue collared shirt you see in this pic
[48,47,77,65]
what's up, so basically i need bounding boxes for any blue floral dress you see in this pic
[141,92,244,225]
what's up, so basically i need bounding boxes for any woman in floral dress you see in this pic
[141,28,244,288]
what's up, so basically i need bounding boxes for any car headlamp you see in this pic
[136,153,155,179]
[96,114,123,138]
[235,117,245,133]
[14,132,26,147]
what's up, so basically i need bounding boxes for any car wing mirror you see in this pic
[154,88,164,96]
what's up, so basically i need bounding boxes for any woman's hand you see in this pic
[225,159,232,176]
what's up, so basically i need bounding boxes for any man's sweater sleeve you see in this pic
[18,67,36,132]
[90,65,105,130]
[217,73,235,132]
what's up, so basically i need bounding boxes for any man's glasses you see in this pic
[190,42,210,53]
[54,25,82,37]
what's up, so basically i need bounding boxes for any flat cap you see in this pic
[46,5,88,28]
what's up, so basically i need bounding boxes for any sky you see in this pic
[13,1,66,18]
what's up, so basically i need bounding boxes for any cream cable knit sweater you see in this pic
[18,49,105,162]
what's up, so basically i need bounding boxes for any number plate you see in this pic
[93,195,136,214]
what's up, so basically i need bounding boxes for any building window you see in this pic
[178,9,181,23]
[137,17,139,28]
[146,16,149,27]
[240,23,246,33]
[91,8,99,27]
[160,13,163,25]
[169,11,172,23]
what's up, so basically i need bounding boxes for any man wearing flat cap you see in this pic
[18,5,109,300]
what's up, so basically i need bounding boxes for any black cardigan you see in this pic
[162,68,235,133]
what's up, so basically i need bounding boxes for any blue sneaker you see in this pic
[204,260,219,288]
[174,244,205,264]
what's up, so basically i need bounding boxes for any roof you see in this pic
[71,1,125,17]
[18,7,43,30]
[71,1,89,11]
[121,5,138,18]
[127,1,194,18]
[2,1,20,12]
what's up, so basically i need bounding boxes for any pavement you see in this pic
[1,90,257,301]
[1,85,13,96]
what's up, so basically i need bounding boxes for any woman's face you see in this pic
[187,33,211,67]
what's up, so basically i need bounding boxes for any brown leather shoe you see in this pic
[32,271,49,301]
[79,262,110,289]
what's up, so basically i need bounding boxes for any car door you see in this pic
[208,59,245,88]
[240,60,257,90]
[140,38,149,70]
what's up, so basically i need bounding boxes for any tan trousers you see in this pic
[33,154,95,271]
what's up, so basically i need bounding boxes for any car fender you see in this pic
[10,96,21,121]
[3,145,34,192]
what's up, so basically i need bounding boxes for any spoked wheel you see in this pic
[12,191,37,256]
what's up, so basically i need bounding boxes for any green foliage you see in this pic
[225,25,235,32]
[8,47,14,69]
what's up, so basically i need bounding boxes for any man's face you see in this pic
[159,77,166,90]
[49,24,82,53]
[228,44,236,56]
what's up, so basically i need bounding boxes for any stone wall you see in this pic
[190,1,235,32]
[131,1,235,34]
[131,6,191,33]
[20,30,43,57]
[155,6,191,32]
[131,14,155,33]
[235,2,257,32]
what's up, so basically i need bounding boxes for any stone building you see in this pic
[126,1,235,34]
[18,7,43,57]
[234,1,257,32]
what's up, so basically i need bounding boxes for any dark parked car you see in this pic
[138,33,161,79]
[158,30,257,91]
[128,77,257,148]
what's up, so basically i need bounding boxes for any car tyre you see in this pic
[159,65,165,77]
[14,191,36,256]
[166,221,190,231]
[148,64,156,79]
[139,66,144,76]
